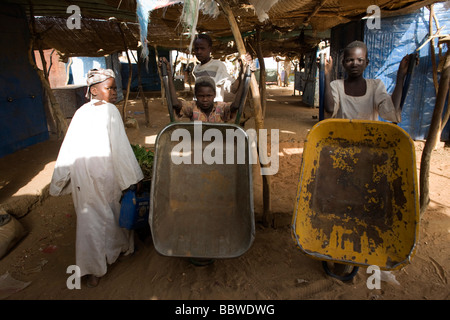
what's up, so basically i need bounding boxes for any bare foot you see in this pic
[86,275,100,288]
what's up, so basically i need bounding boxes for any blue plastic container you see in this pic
[119,187,150,230]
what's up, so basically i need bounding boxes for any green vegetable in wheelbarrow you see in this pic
[131,144,154,181]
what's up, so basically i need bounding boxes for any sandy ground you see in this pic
[0,85,449,302]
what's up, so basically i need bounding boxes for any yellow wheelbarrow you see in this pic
[291,119,419,281]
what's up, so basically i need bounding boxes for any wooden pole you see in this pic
[154,45,167,106]
[137,48,150,126]
[216,1,263,130]
[419,50,450,215]
[29,8,67,138]
[255,27,267,119]
[303,0,329,26]
[116,22,132,120]
[28,38,68,138]
[216,0,273,227]
[429,5,439,94]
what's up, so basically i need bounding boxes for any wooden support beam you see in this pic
[216,0,273,227]
[303,0,329,26]
[116,21,132,120]
[29,8,67,138]
[420,49,450,215]
[137,51,150,127]
[429,4,439,94]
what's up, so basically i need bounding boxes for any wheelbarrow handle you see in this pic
[400,52,418,109]
[234,65,252,125]
[160,59,175,122]
[161,59,168,77]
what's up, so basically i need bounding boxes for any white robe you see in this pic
[49,99,144,277]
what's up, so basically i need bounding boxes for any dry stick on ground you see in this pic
[420,49,450,215]
[217,0,273,227]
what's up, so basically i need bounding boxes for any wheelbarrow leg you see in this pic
[322,261,359,282]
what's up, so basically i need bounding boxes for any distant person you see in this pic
[280,69,286,87]
[160,56,250,123]
[324,40,414,121]
[192,33,241,102]
[49,68,144,288]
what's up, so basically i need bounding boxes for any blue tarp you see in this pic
[0,4,49,158]
[120,48,170,92]
[364,3,450,141]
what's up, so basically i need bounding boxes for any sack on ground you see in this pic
[0,212,27,260]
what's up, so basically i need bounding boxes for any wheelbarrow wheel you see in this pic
[322,261,359,282]
[189,258,215,267]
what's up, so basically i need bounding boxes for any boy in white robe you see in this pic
[49,68,144,288]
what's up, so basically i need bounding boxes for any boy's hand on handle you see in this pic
[398,55,409,78]
[238,53,255,76]
[397,54,419,79]
[241,52,255,71]
[317,55,333,77]
[324,56,333,77]
[159,57,171,74]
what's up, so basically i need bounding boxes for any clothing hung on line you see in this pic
[49,99,143,277]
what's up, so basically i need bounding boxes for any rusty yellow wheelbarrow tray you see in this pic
[292,119,419,272]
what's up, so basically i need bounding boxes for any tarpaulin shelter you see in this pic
[329,2,450,141]
[364,3,450,141]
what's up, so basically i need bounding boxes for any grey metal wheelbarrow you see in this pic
[149,62,254,259]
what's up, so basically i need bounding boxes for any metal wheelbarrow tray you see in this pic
[292,119,419,270]
[149,122,255,259]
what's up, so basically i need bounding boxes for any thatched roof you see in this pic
[4,0,444,59]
